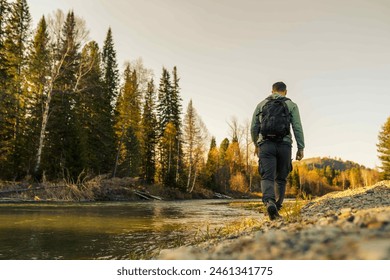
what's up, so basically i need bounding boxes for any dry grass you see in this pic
[192,217,262,243]
[43,181,98,201]
[280,198,307,222]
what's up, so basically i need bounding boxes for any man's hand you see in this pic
[296,149,304,161]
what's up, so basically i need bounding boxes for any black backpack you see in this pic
[260,97,291,141]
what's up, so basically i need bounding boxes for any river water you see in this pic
[0,200,262,260]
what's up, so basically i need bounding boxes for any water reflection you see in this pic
[0,200,262,259]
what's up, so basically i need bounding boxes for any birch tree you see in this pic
[183,100,208,193]
[34,10,92,177]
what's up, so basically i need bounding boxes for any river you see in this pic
[0,200,263,260]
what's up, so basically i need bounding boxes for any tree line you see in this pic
[0,0,257,194]
[286,157,380,197]
[1,1,388,196]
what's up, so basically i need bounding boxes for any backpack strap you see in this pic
[280,97,290,113]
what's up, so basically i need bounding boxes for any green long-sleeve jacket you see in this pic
[251,93,305,150]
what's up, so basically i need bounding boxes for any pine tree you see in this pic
[101,27,119,115]
[1,0,32,178]
[157,68,172,136]
[377,116,390,180]
[56,11,79,88]
[171,66,183,185]
[25,16,51,176]
[101,27,119,175]
[74,40,114,174]
[113,65,142,177]
[140,79,157,183]
[156,67,183,187]
[171,66,182,132]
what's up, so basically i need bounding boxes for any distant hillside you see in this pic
[293,157,368,171]
[287,157,379,197]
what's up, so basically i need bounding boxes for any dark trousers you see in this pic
[258,141,292,206]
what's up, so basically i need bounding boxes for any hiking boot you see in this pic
[266,200,281,220]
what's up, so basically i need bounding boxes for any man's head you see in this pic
[272,82,287,96]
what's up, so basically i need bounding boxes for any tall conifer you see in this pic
[157,67,183,187]
[157,68,172,136]
[140,79,157,183]
[113,65,141,177]
[101,27,119,114]
[1,0,31,178]
[75,41,112,174]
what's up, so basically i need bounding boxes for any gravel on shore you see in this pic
[158,181,390,260]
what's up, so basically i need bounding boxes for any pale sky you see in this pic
[28,0,390,168]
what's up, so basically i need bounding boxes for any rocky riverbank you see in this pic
[158,181,390,260]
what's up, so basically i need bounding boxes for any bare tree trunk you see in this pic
[33,49,68,175]
[189,167,197,193]
[186,162,192,192]
[168,138,172,173]
[175,136,180,183]
[34,84,53,174]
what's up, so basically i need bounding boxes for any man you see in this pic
[251,82,305,220]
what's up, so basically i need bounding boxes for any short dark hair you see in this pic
[272,82,287,92]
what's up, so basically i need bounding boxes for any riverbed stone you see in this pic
[157,181,390,260]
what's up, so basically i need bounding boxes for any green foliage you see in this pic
[43,90,82,179]
[140,79,157,183]
[0,0,32,179]
[102,27,119,110]
[113,65,142,177]
[75,41,115,174]
[157,67,183,188]
[204,137,219,191]
[377,116,390,179]
[118,126,141,177]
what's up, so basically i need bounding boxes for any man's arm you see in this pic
[291,103,305,151]
[251,104,261,145]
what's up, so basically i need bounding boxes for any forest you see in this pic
[0,0,382,199]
